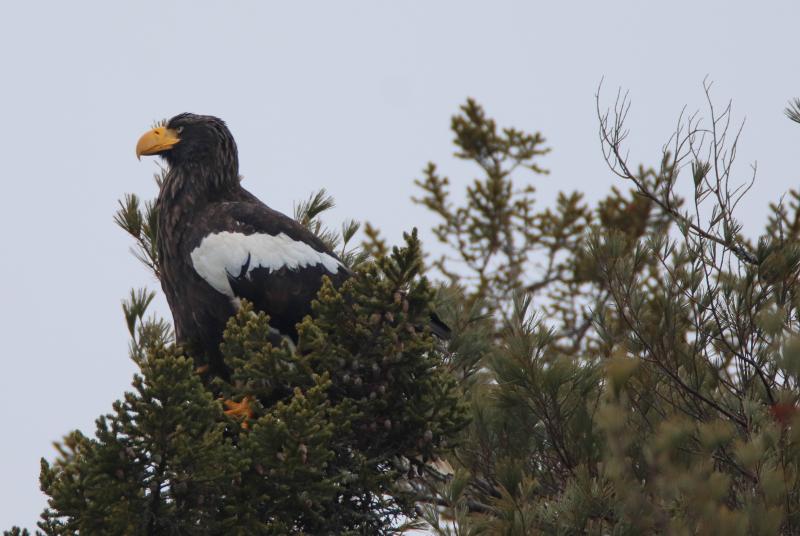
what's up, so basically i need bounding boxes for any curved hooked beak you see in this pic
[136,126,181,160]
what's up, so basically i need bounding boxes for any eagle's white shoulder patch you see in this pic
[190,231,342,297]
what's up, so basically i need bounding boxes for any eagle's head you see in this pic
[136,113,239,180]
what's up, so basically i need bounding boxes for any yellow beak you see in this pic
[136,126,181,160]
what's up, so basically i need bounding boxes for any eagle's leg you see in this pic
[223,396,254,429]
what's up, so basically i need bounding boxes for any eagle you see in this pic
[135,113,447,380]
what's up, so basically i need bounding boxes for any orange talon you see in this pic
[224,396,254,428]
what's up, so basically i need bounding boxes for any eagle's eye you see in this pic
[176,126,184,134]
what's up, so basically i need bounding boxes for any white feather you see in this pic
[190,231,342,298]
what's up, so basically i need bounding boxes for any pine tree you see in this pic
[408,90,800,534]
[8,179,465,534]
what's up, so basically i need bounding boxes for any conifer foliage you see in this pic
[16,183,465,533]
[412,91,800,534]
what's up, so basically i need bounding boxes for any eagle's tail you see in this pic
[428,312,452,340]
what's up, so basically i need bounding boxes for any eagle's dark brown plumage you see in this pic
[137,114,349,375]
[136,113,448,378]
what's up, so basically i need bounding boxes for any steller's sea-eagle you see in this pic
[135,113,447,384]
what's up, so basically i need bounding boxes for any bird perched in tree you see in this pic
[135,113,350,376]
[135,113,448,381]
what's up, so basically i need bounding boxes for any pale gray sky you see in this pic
[2,0,799,530]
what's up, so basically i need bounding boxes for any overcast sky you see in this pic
[2,0,800,530]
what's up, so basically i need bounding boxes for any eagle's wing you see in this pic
[187,198,350,338]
